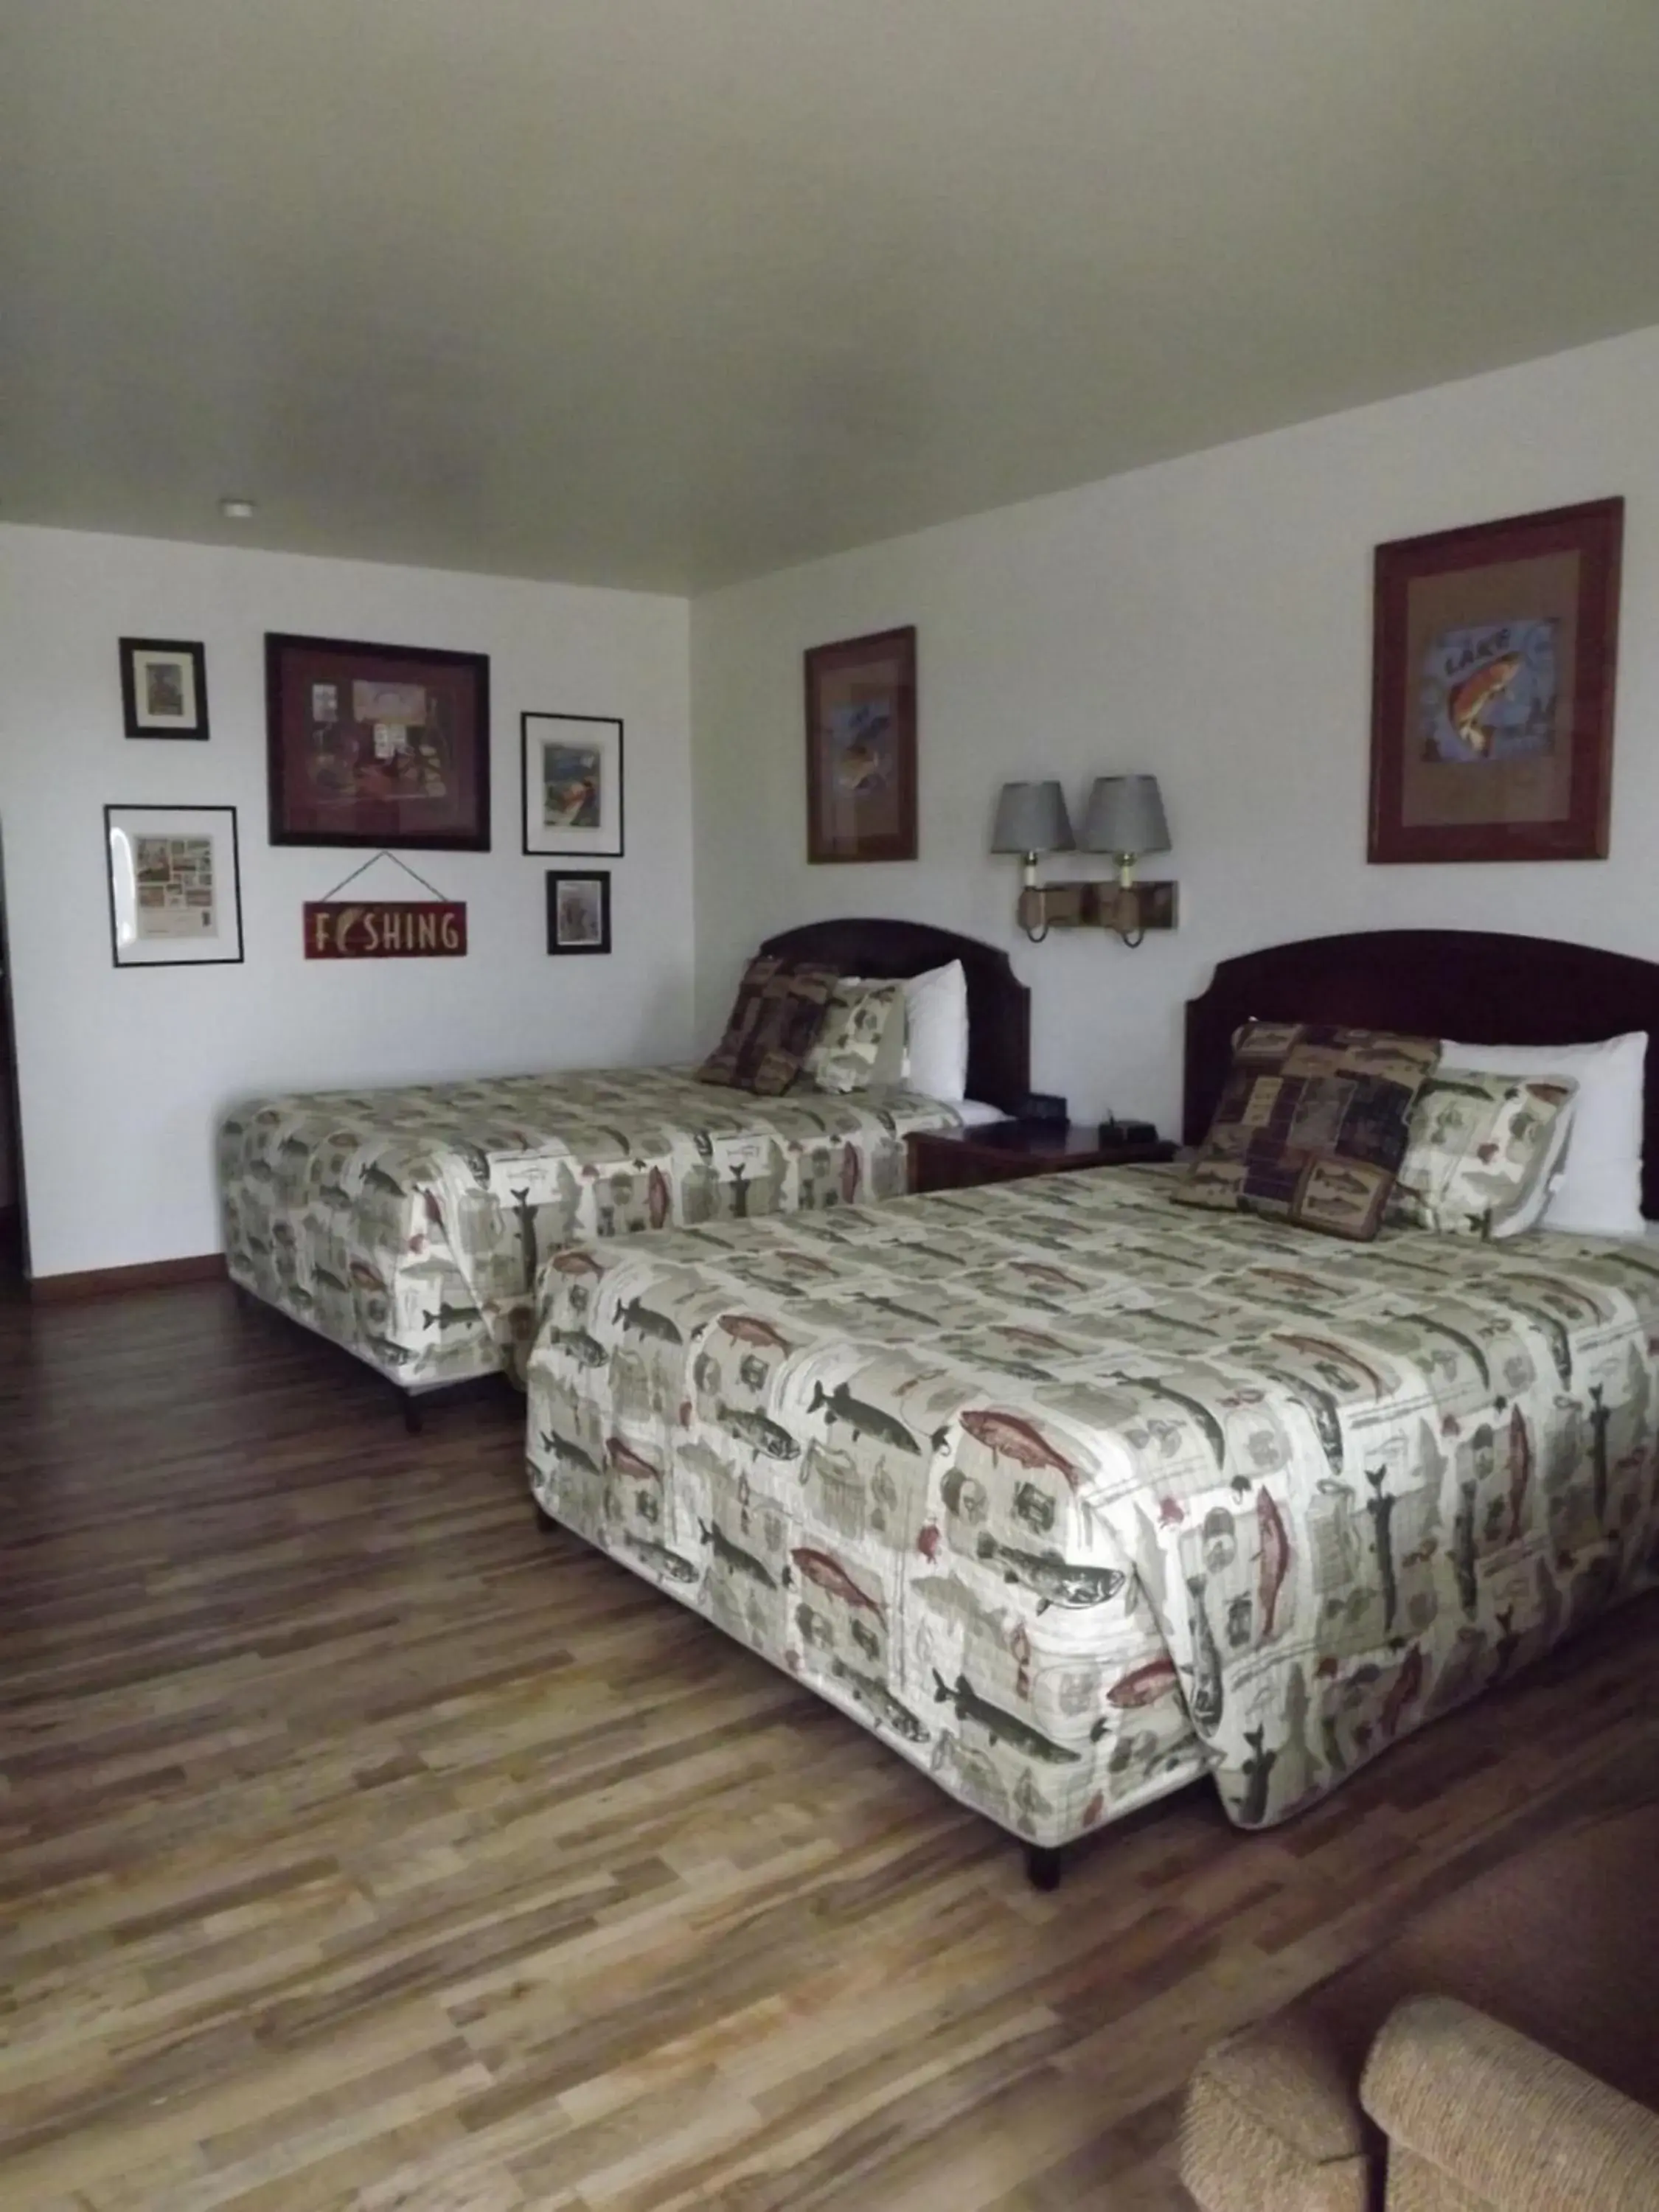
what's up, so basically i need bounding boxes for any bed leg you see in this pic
[1024,1844,1064,1893]
[401,1393,424,1436]
[532,1498,558,1534]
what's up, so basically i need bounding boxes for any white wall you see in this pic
[10,323,1656,1274]
[0,526,690,1277]
[692,324,1659,1129]
[0,834,15,1215]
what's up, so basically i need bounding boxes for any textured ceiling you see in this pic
[5,1,1659,593]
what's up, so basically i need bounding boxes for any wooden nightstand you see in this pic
[907,1122,1178,1195]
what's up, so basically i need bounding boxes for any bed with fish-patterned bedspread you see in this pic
[524,1163,1659,1851]
[218,1068,961,1391]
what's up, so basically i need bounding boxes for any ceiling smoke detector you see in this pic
[218,495,257,519]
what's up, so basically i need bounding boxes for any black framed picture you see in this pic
[521,712,625,856]
[104,803,244,967]
[265,632,491,849]
[546,870,611,956]
[119,639,209,740]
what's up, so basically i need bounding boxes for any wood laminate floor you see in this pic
[2,1282,1655,2212]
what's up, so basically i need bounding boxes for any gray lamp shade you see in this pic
[1080,773,1170,858]
[990,779,1075,855]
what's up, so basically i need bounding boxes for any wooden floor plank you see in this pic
[2,1281,1655,2210]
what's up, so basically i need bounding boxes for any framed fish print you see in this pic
[804,625,917,863]
[521,712,625,857]
[546,870,612,956]
[266,633,491,849]
[105,803,243,967]
[1368,498,1622,863]
[120,639,209,740]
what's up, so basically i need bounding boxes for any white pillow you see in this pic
[902,960,970,1102]
[1442,1032,1648,1236]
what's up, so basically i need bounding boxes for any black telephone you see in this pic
[1099,1116,1158,1145]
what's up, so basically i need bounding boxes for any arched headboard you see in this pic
[760,917,1030,1113]
[1185,929,1659,1218]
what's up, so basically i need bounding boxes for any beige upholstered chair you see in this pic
[1360,1995,1659,2211]
[1178,1797,1659,2212]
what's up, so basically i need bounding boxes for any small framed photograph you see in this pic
[266,632,490,849]
[120,639,209,740]
[1368,498,1623,864]
[105,804,243,968]
[804,625,917,863]
[522,712,625,856]
[546,870,611,956]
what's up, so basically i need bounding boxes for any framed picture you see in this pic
[265,633,490,849]
[546,870,611,956]
[521,712,624,856]
[119,639,209,740]
[804,625,917,863]
[1368,498,1623,864]
[105,804,243,968]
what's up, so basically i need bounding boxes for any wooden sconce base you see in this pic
[1085,880,1179,936]
[1030,880,1178,936]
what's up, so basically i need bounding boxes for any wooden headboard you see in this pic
[1185,930,1659,1218]
[760,917,1030,1113]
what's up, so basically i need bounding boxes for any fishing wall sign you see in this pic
[303,851,467,959]
[304,900,467,958]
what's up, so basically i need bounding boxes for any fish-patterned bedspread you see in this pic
[218,1067,959,1388]
[524,1165,1659,1850]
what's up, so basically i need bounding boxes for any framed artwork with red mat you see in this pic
[1368,498,1621,864]
[266,632,490,850]
[804,625,917,864]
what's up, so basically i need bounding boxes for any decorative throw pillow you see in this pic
[804,979,906,1093]
[1175,1021,1441,1242]
[696,957,839,1095]
[1388,1072,1578,1238]
[1442,1032,1646,1236]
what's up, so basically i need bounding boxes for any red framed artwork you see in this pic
[804,625,917,863]
[265,633,491,849]
[1368,498,1622,864]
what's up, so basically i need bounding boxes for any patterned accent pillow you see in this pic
[697,958,839,1095]
[804,979,906,1094]
[1388,1071,1578,1237]
[1175,1021,1441,1241]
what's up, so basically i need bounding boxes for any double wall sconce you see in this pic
[991,774,1177,947]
